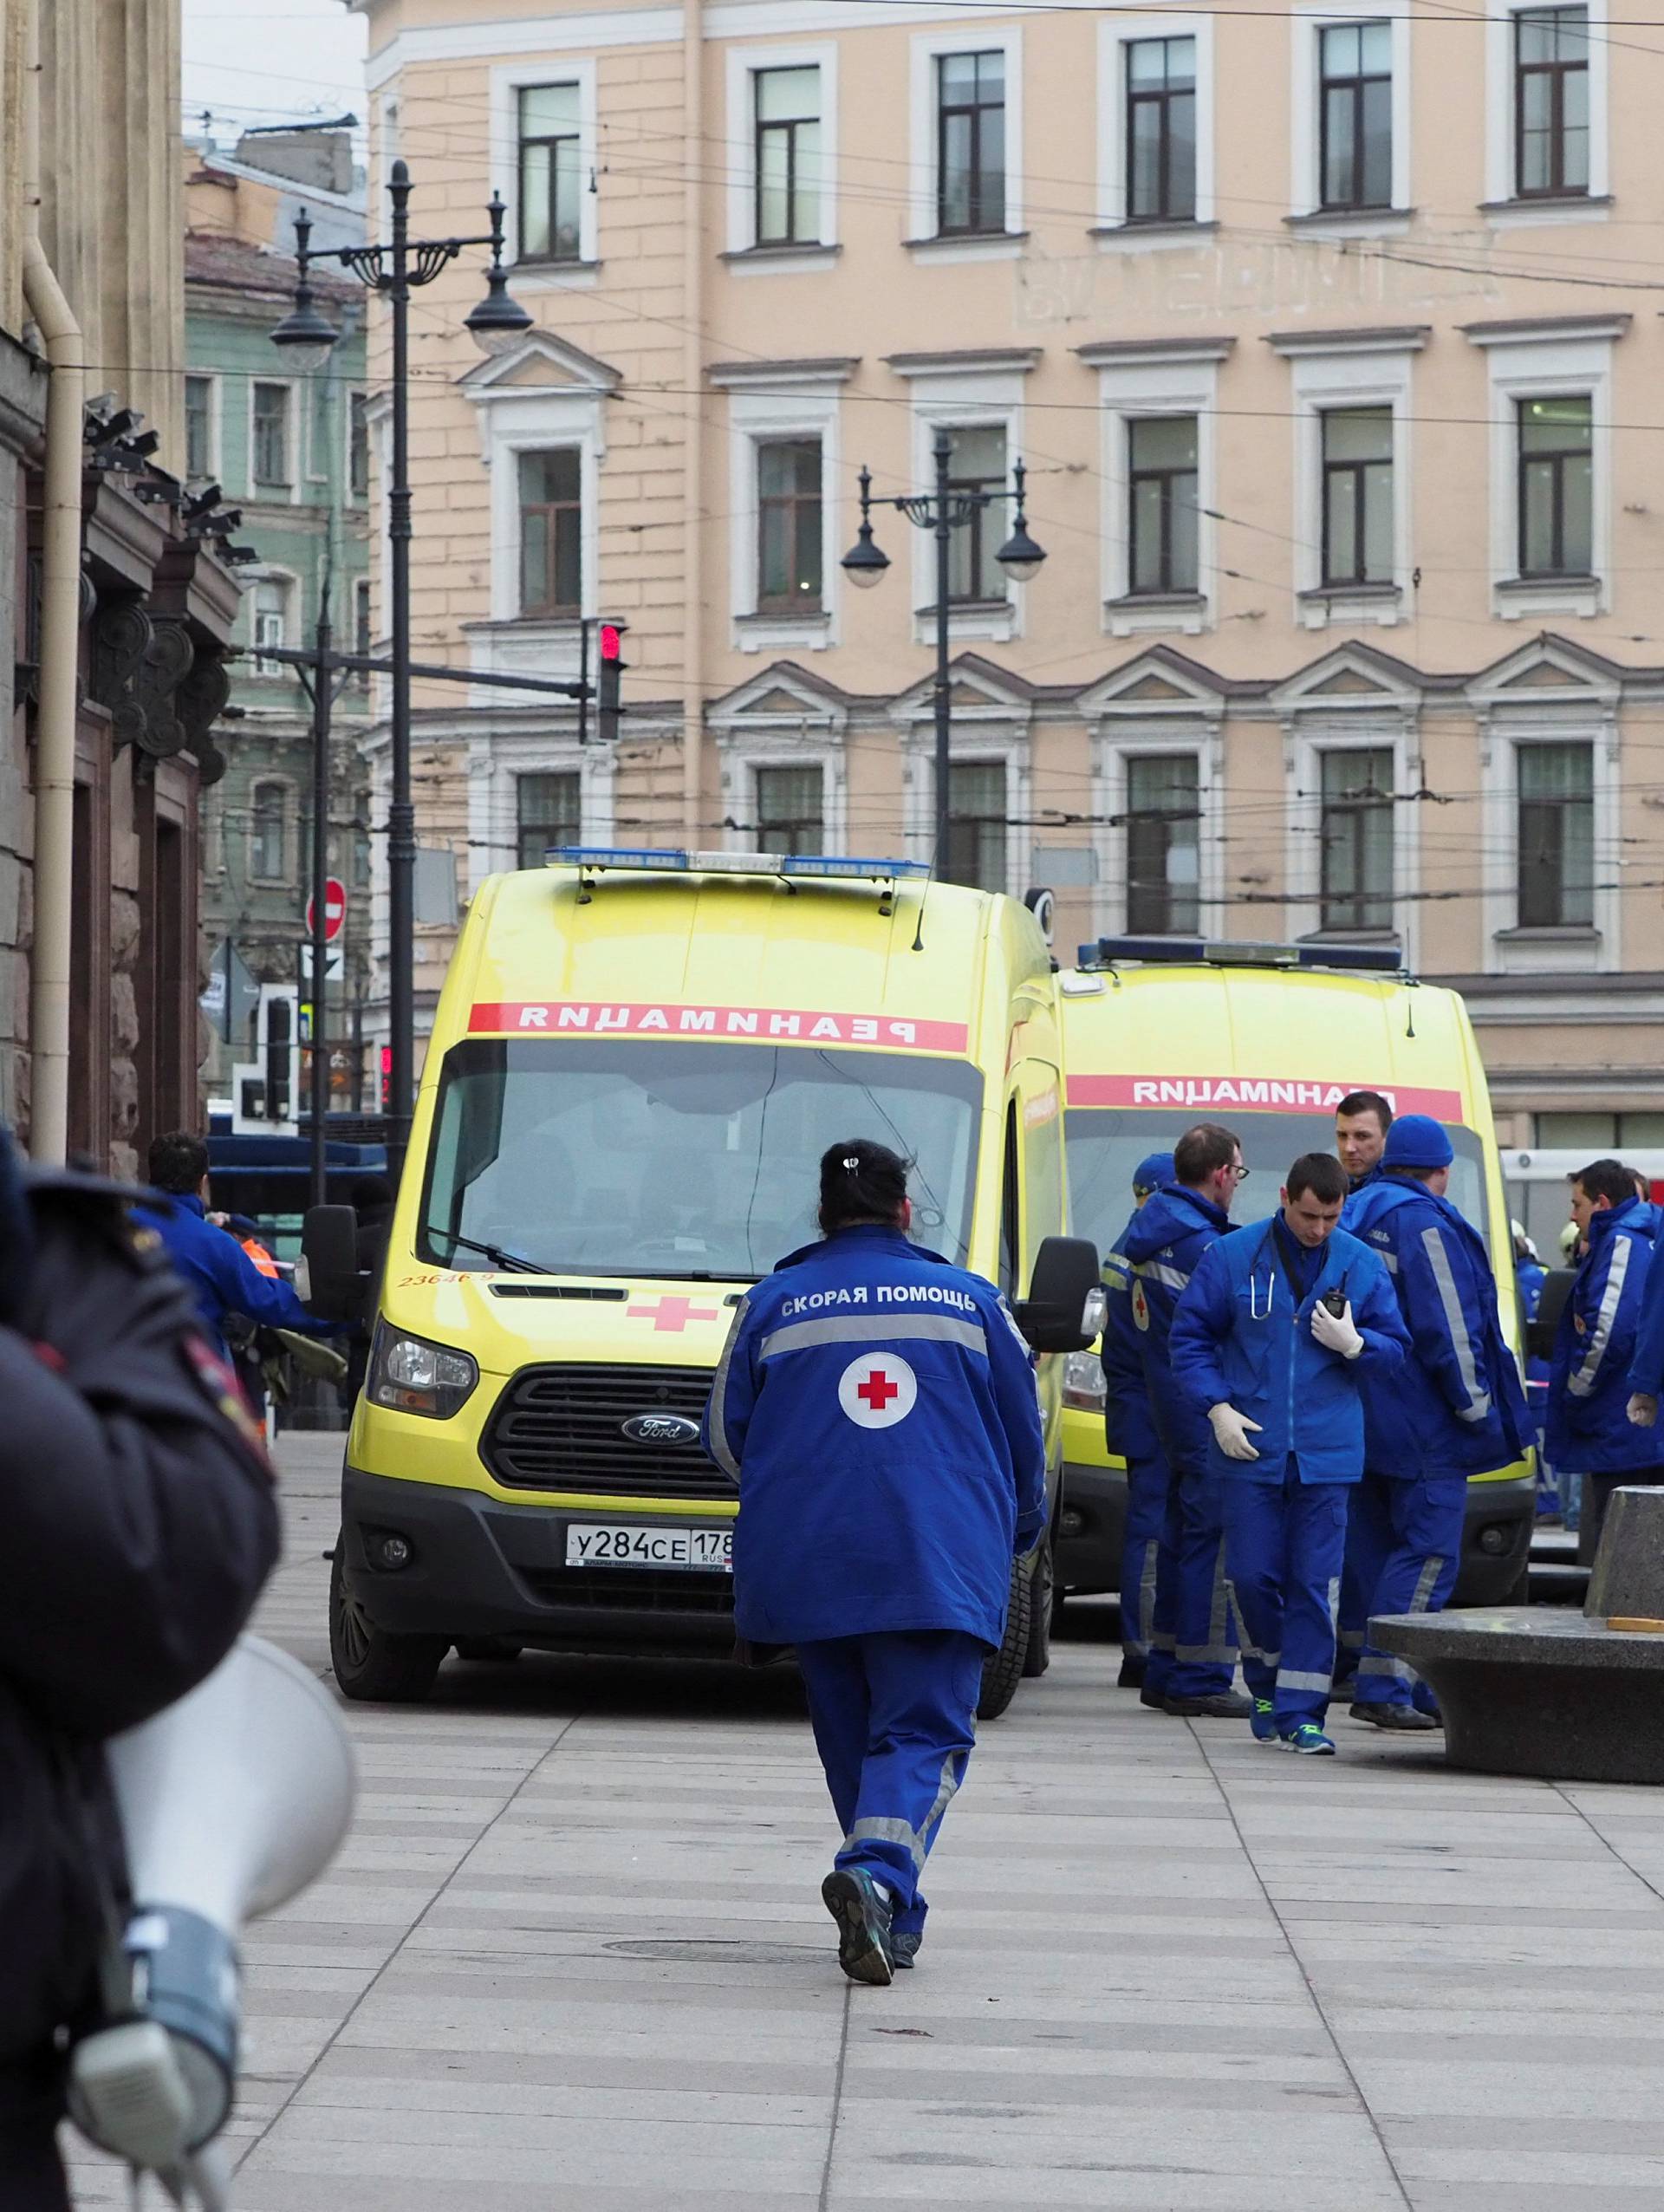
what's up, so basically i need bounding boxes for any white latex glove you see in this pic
[1628,1392,1659,1428]
[1208,1402,1263,1461]
[1310,1298,1363,1360]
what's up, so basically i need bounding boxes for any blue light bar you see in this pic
[779,854,930,881]
[549,845,690,869]
[1079,935,1406,976]
[546,845,930,882]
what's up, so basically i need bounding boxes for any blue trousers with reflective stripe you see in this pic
[1350,1467,1466,1710]
[796,1629,983,1939]
[1223,1460,1348,1727]
[1160,1459,1238,1701]
[1120,1448,1173,1674]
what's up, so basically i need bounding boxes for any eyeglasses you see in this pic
[1231,1163,1251,1182]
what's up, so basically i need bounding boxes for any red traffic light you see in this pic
[599,621,622,661]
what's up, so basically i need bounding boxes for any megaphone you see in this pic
[68,1636,355,2197]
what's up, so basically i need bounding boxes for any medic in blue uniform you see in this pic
[703,1138,1046,1987]
[1121,1123,1249,1719]
[1342,1116,1534,1729]
[1170,1152,1409,1756]
[1101,1150,1175,1691]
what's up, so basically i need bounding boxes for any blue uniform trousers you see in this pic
[795,1629,983,1940]
[1120,1448,1174,1676]
[1160,1460,1238,1701]
[1349,1469,1466,1712]
[1223,1459,1348,1727]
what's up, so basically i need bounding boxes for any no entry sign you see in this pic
[306,878,348,942]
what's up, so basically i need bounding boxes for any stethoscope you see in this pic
[1245,1225,1345,1323]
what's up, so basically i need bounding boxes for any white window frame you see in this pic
[908,24,1024,260]
[736,747,842,858]
[1279,334,1420,628]
[246,567,298,677]
[1284,723,1419,962]
[465,725,616,892]
[248,777,295,885]
[725,383,841,651]
[1289,0,1413,224]
[1089,346,1224,637]
[725,42,839,259]
[1485,0,1609,214]
[900,740,1029,896]
[489,57,600,277]
[345,387,371,505]
[1479,719,1618,973]
[248,378,299,503]
[1096,15,1216,231]
[484,415,603,628]
[1470,322,1619,620]
[1102,736,1212,939]
[305,372,332,486]
[183,371,220,482]
[897,364,1031,646]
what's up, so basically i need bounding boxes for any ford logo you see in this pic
[621,1413,701,1446]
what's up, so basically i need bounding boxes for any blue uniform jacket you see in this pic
[1121,1185,1233,1475]
[132,1192,322,1358]
[1343,1177,1533,1480]
[1168,1223,1409,1484]
[1101,1209,1160,1463]
[1628,1229,1664,1401]
[1547,1198,1659,1473]
[701,1224,1047,1648]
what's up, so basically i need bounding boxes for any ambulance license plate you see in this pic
[565,1524,732,1571]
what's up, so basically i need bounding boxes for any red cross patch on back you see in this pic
[837,1350,918,1430]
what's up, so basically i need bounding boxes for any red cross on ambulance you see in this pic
[837,1350,918,1429]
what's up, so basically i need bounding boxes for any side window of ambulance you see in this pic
[999,1098,1020,1299]
[1024,1085,1063,1278]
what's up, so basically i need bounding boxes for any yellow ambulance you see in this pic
[303,849,1095,1714]
[1055,936,1534,1611]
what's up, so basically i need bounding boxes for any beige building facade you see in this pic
[352,0,1664,1147]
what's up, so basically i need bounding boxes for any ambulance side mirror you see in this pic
[1526,1266,1576,1364]
[299,1205,364,1321]
[1014,1237,1103,1354]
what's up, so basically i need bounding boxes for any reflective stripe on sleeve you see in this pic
[757,1313,989,1361]
[1568,1239,1633,1399]
[1135,1260,1191,1293]
[1420,1225,1492,1422]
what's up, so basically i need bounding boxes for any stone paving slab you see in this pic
[60,1435,1664,2209]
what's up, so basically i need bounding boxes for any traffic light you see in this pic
[596,620,626,745]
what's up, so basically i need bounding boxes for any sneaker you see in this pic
[1250,1697,1279,1743]
[1282,1723,1336,1756]
[822,1869,894,1986]
[1161,1689,1252,1719]
[891,1930,921,1970]
[1349,1701,1439,1733]
[1118,1656,1147,1689]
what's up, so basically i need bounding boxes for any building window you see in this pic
[354,578,373,691]
[755,764,824,856]
[1321,407,1394,585]
[250,576,290,673]
[1318,23,1393,210]
[250,783,289,882]
[933,426,1009,605]
[757,439,823,613]
[1319,748,1394,931]
[1516,5,1589,197]
[517,771,582,869]
[945,762,1006,890]
[1128,416,1199,595]
[1125,754,1199,934]
[185,375,214,478]
[348,391,370,501]
[353,816,373,889]
[1125,36,1196,223]
[518,83,582,263]
[936,51,1005,236]
[518,449,582,617]
[755,66,822,244]
[1518,740,1593,926]
[251,382,292,487]
[1518,395,1592,577]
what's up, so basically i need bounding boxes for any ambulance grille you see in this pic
[480,1362,731,1497]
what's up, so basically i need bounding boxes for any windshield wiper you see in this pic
[422,1226,551,1276]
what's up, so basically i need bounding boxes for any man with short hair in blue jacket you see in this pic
[1170,1152,1409,1756]
[1122,1123,1250,1720]
[1548,1157,1663,1560]
[1342,1116,1534,1729]
[1102,1150,1175,1692]
[704,1137,1046,1987]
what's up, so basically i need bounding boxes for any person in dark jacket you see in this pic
[1101,1150,1175,1690]
[1121,1123,1250,1719]
[1342,1116,1534,1729]
[0,1134,279,2208]
[1336,1090,1393,1194]
[702,1139,1045,1987]
[133,1131,331,1360]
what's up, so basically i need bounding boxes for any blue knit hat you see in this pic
[1382,1113,1453,1171]
[1134,1150,1176,1195]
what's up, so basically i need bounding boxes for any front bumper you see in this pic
[341,1465,737,1651]
[1454,1473,1536,1605]
[1056,1460,1128,1594]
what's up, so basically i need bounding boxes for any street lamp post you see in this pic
[271,169,531,1175]
[842,426,1046,872]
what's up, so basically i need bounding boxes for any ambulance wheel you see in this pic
[329,1548,446,1702]
[978,1561,1033,1721]
[1021,1545,1054,1679]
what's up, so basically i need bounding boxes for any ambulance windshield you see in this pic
[1064,1109,1492,1258]
[419,1038,985,1278]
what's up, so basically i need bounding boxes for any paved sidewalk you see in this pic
[68,1436,1664,2210]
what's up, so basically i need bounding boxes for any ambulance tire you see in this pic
[329,1547,447,1703]
[977,1560,1033,1721]
[1021,1544,1054,1678]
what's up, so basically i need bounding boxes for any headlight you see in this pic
[1063,1350,1106,1411]
[369,1324,478,1420]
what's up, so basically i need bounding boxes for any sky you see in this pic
[183,0,369,149]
